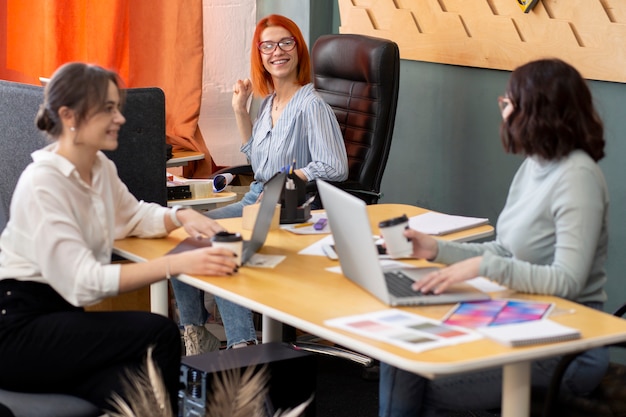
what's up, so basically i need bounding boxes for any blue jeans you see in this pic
[170,182,264,348]
[378,303,610,417]
[170,278,257,348]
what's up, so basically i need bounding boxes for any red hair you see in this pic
[250,14,311,97]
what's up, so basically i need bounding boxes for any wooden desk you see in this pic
[113,204,626,417]
[167,191,237,210]
[166,150,205,167]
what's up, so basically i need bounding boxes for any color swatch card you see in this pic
[325,309,481,353]
[442,299,554,329]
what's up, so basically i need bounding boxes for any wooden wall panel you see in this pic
[338,0,626,83]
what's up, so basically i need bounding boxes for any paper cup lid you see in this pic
[211,231,242,242]
[378,214,409,228]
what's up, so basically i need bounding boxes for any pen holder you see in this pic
[280,175,311,224]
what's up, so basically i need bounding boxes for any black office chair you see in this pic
[284,34,400,376]
[306,33,400,204]
[536,302,626,417]
[0,81,104,417]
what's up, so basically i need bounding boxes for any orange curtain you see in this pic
[0,0,212,177]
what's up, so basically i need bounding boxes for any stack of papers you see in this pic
[478,319,580,347]
[409,212,489,235]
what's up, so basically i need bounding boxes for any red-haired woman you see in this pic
[210,13,348,218]
[171,15,348,351]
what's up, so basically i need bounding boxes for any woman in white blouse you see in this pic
[0,62,238,414]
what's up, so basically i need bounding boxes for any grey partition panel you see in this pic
[0,81,48,232]
[104,87,168,207]
[0,82,167,232]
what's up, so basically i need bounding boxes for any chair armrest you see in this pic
[210,164,253,178]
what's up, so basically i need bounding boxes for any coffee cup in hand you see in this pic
[378,214,412,259]
[211,231,243,266]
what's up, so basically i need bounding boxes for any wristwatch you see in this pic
[169,205,185,227]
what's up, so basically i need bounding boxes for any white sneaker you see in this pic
[182,325,221,356]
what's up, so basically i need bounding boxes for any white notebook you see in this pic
[409,212,489,235]
[478,319,581,347]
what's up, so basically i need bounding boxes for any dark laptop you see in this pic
[168,172,286,265]
[240,171,285,263]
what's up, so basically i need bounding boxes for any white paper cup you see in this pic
[211,232,243,266]
[378,214,412,259]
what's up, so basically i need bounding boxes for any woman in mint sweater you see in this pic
[379,58,609,416]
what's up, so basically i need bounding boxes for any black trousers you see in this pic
[0,279,181,413]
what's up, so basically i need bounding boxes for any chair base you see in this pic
[0,389,102,417]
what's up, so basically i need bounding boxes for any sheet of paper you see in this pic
[299,234,383,257]
[326,259,417,275]
[245,253,285,268]
[325,309,481,353]
[298,235,335,256]
[409,212,489,235]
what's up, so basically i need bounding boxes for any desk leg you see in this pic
[501,361,531,417]
[262,315,283,343]
[150,281,169,317]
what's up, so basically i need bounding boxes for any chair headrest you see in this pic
[312,34,398,83]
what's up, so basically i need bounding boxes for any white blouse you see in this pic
[0,144,170,306]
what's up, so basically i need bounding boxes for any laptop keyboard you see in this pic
[384,270,424,298]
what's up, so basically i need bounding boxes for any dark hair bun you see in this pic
[35,105,56,132]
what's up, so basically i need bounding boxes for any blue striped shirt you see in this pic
[241,83,348,184]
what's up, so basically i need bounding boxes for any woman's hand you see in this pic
[232,78,253,113]
[177,208,225,240]
[412,256,483,294]
[119,244,238,293]
[404,228,439,260]
[171,247,239,277]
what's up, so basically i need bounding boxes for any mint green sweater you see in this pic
[434,150,608,304]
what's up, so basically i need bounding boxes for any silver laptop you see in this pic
[168,172,286,265]
[316,179,491,306]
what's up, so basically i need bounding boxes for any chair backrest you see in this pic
[312,34,400,204]
[0,81,167,233]
[0,81,49,232]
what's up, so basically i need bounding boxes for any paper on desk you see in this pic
[166,172,211,184]
[299,234,384,257]
[299,234,334,256]
[325,309,481,353]
[246,253,285,268]
[409,212,489,235]
[326,259,417,275]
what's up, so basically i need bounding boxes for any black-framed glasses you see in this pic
[257,37,297,55]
